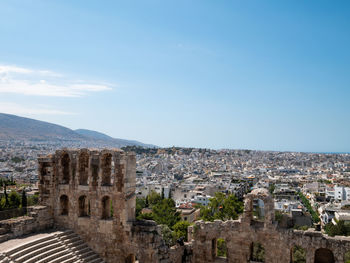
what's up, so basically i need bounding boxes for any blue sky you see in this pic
[0,0,349,152]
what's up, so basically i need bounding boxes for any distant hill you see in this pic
[75,129,114,141]
[0,113,155,148]
[75,129,156,148]
[0,113,83,141]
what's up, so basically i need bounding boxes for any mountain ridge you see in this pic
[0,113,155,148]
[75,128,156,148]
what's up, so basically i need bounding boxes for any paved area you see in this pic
[0,230,64,252]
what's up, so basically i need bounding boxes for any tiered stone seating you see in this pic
[0,230,104,263]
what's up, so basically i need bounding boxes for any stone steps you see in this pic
[23,245,66,263]
[0,230,105,263]
[0,254,6,262]
[60,256,80,263]
[11,238,59,261]
[38,249,74,263]
[6,235,55,256]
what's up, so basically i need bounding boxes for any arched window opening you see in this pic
[101,196,112,219]
[40,162,50,176]
[92,164,99,187]
[102,153,112,186]
[211,239,217,259]
[78,195,89,217]
[60,195,69,215]
[61,153,70,184]
[125,254,136,263]
[291,245,306,263]
[250,242,265,262]
[314,248,334,263]
[252,199,265,221]
[79,152,89,185]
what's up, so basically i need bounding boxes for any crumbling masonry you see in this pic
[37,149,350,263]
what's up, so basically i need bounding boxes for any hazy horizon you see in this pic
[1,112,350,154]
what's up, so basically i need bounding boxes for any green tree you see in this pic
[136,192,181,236]
[137,212,155,220]
[21,190,27,212]
[161,188,165,199]
[298,192,320,223]
[27,193,39,206]
[148,191,162,207]
[9,191,21,208]
[173,221,191,241]
[275,211,283,223]
[136,197,147,217]
[200,192,243,222]
[251,242,265,262]
[324,220,350,237]
[168,190,172,199]
[159,224,175,246]
[152,198,181,229]
[0,197,4,210]
[4,184,9,208]
[292,245,306,263]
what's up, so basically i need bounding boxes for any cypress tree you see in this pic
[4,183,9,208]
[22,190,27,208]
[161,188,165,199]
[145,195,149,207]
[168,189,172,199]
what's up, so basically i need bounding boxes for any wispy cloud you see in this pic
[0,102,76,116]
[0,64,112,97]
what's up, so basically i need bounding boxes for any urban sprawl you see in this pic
[1,140,350,231]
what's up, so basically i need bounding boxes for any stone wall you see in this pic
[38,148,183,263]
[0,206,53,242]
[0,208,26,221]
[188,188,350,263]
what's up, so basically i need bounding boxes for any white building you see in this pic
[192,195,211,206]
[326,185,350,201]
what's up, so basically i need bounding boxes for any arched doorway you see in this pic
[314,248,334,263]
[125,254,135,263]
[101,196,112,219]
[60,195,69,215]
[78,195,88,217]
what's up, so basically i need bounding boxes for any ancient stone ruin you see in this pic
[189,188,350,263]
[37,148,184,263]
[2,148,350,263]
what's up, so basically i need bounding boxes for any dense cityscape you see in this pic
[2,139,350,236]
